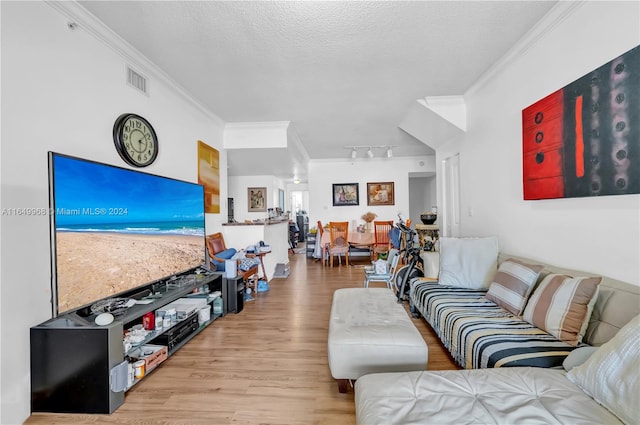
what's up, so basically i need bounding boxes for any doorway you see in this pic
[408,173,436,225]
[442,153,460,237]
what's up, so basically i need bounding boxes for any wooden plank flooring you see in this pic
[26,248,458,425]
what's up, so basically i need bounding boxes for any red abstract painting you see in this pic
[522,45,639,200]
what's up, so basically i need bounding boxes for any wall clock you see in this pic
[113,113,159,167]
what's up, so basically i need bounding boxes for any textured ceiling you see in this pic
[78,1,557,181]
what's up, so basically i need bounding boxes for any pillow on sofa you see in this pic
[485,258,544,315]
[438,237,498,290]
[567,314,640,425]
[562,346,599,372]
[522,273,601,346]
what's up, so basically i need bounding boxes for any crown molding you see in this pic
[465,1,584,98]
[224,121,290,129]
[45,1,225,127]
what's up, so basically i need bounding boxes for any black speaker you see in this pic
[225,277,244,314]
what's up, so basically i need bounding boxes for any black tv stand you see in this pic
[30,270,224,414]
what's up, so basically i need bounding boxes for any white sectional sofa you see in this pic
[356,305,639,425]
[355,250,640,424]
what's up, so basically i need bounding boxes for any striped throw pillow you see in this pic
[522,274,601,346]
[485,258,544,315]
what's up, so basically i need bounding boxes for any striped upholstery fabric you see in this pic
[411,281,578,369]
[523,274,601,346]
[485,258,544,315]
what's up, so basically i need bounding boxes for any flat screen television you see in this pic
[48,152,206,316]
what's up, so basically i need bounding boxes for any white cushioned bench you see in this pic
[327,288,428,392]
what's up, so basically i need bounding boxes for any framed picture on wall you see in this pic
[248,187,267,212]
[367,182,394,206]
[332,183,359,206]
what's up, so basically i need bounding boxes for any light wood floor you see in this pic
[26,248,458,425]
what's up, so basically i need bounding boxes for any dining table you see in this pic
[317,230,375,265]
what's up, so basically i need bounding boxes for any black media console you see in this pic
[30,268,225,414]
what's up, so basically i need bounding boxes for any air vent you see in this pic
[126,66,149,96]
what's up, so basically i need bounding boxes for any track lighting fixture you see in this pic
[344,145,396,159]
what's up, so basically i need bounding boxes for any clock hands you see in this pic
[130,131,148,153]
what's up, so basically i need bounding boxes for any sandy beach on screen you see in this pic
[55,232,205,313]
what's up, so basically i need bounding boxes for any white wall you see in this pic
[308,156,436,228]
[228,175,285,223]
[442,1,640,284]
[0,3,226,423]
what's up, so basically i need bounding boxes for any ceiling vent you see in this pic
[126,66,149,96]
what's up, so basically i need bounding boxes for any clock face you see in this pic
[113,113,158,167]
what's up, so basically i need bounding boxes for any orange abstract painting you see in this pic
[197,140,220,213]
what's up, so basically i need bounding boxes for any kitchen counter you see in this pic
[221,220,289,281]
[222,218,289,226]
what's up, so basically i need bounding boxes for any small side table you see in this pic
[415,224,439,251]
[247,251,270,283]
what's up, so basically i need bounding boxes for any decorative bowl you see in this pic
[420,213,437,225]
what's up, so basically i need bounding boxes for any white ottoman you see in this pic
[328,288,428,392]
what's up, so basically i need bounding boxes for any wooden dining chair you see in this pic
[317,220,329,266]
[328,221,349,267]
[372,220,394,260]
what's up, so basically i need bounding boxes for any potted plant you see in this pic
[361,211,377,231]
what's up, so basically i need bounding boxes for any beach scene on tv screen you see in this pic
[52,155,205,314]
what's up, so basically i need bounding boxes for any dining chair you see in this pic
[328,221,349,267]
[364,248,400,289]
[372,220,394,260]
[317,220,329,265]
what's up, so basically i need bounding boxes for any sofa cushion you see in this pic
[562,346,598,372]
[567,314,640,425]
[485,258,544,315]
[210,248,237,271]
[411,281,577,369]
[438,236,498,290]
[498,253,640,347]
[355,368,623,425]
[523,274,601,346]
[215,248,237,260]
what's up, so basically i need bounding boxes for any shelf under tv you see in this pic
[30,269,224,414]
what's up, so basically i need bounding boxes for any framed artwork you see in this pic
[367,182,395,206]
[332,183,359,206]
[522,44,639,200]
[248,187,267,212]
[197,140,220,213]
